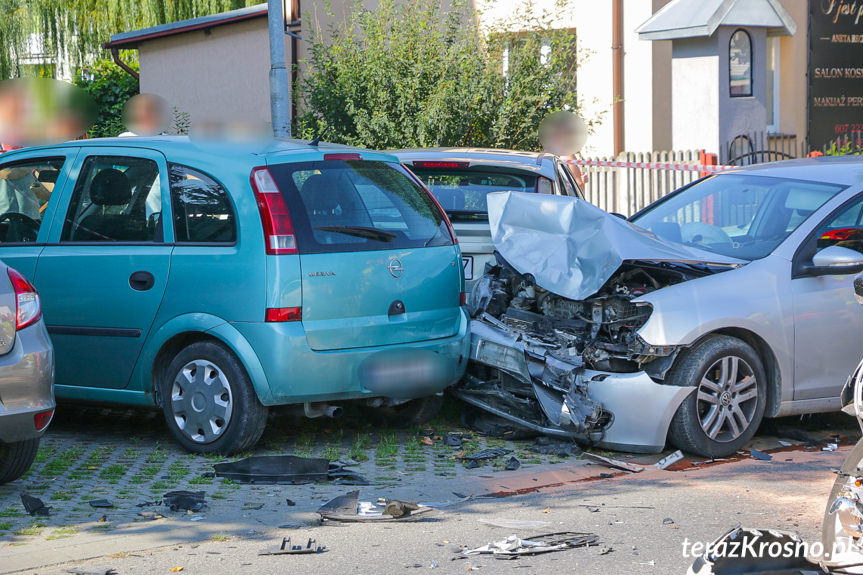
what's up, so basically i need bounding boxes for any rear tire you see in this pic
[668,335,767,458]
[0,438,39,484]
[160,341,268,455]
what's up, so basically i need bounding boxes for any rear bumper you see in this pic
[0,321,55,444]
[230,307,470,405]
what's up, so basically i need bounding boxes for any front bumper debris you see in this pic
[458,318,694,453]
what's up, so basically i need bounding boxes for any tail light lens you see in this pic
[459,291,467,307]
[34,409,54,432]
[8,268,40,330]
[265,307,302,322]
[251,167,298,255]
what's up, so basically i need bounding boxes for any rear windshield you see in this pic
[268,160,453,254]
[410,168,539,221]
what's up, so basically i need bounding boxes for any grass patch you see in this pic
[349,433,371,462]
[0,522,11,531]
[375,431,399,467]
[100,464,127,483]
[41,446,85,477]
[46,526,78,540]
[189,475,213,485]
[14,523,45,536]
[209,533,231,542]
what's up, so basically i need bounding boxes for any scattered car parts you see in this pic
[317,490,434,523]
[162,491,206,512]
[459,531,598,559]
[259,537,326,556]
[20,493,50,517]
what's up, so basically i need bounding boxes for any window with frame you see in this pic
[61,156,161,243]
[170,164,236,244]
[0,157,64,243]
[814,196,863,255]
[729,29,753,97]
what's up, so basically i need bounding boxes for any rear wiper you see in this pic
[315,225,396,242]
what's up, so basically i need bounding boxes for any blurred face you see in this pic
[123,94,168,136]
[0,79,94,147]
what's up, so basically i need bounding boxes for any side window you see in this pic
[61,156,161,243]
[170,164,236,244]
[0,157,65,243]
[814,196,863,255]
[556,164,577,197]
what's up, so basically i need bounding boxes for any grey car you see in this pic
[0,262,54,484]
[393,148,583,289]
[462,157,863,458]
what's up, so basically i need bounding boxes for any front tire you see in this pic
[668,335,767,458]
[161,341,268,455]
[0,438,39,484]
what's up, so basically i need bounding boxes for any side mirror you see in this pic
[803,246,863,276]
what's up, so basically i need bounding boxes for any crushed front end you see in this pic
[455,257,704,453]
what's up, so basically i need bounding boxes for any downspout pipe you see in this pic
[267,0,291,138]
[612,0,624,156]
[103,44,140,81]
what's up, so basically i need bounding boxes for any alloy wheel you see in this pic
[696,355,758,443]
[171,359,233,444]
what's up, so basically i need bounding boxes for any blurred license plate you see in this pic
[462,256,473,280]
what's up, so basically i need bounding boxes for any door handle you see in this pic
[129,271,155,291]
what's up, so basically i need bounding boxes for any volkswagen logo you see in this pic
[387,258,404,278]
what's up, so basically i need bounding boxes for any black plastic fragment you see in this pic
[504,457,521,471]
[750,448,773,461]
[88,499,114,509]
[163,490,206,512]
[20,493,51,517]
[259,537,326,556]
[214,455,329,484]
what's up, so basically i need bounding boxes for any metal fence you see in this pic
[580,150,704,216]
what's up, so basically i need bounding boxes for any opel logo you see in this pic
[387,258,404,278]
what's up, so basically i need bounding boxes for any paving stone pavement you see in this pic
[0,400,573,554]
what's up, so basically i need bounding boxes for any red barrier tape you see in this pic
[568,159,735,173]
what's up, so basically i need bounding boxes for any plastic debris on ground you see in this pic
[163,491,206,512]
[504,457,521,471]
[477,519,551,530]
[654,450,684,470]
[457,448,512,468]
[458,532,598,559]
[317,490,434,523]
[20,493,51,517]
[64,569,117,575]
[823,443,839,452]
[259,537,326,555]
[687,526,816,574]
[88,499,114,509]
[211,455,370,485]
[582,453,645,473]
[528,437,581,458]
[750,448,773,461]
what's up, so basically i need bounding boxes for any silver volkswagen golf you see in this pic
[463,157,863,457]
[0,262,54,484]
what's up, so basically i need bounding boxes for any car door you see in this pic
[35,148,173,391]
[0,149,78,278]
[791,193,863,400]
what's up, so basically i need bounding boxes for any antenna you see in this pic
[308,126,331,147]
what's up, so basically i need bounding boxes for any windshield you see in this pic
[410,168,541,221]
[631,174,846,261]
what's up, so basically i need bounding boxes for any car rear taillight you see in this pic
[251,167,298,255]
[460,291,467,307]
[323,153,361,161]
[34,409,53,432]
[412,160,470,169]
[265,307,302,322]
[7,268,40,330]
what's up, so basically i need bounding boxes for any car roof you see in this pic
[391,147,559,177]
[726,155,863,187]
[2,136,400,171]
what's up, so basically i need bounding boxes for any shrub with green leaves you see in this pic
[297,0,587,150]
[73,58,139,138]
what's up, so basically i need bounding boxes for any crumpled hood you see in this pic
[487,192,745,301]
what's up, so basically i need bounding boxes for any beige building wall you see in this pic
[777,0,807,142]
[138,18,273,126]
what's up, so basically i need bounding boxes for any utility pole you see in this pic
[268,0,291,138]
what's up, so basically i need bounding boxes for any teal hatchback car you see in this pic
[0,137,469,453]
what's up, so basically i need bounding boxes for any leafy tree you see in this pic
[297,0,586,150]
[73,58,139,137]
[1,0,260,79]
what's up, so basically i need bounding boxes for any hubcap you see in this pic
[171,359,233,444]
[696,355,758,443]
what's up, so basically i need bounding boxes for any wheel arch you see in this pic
[695,327,782,418]
[133,313,274,407]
